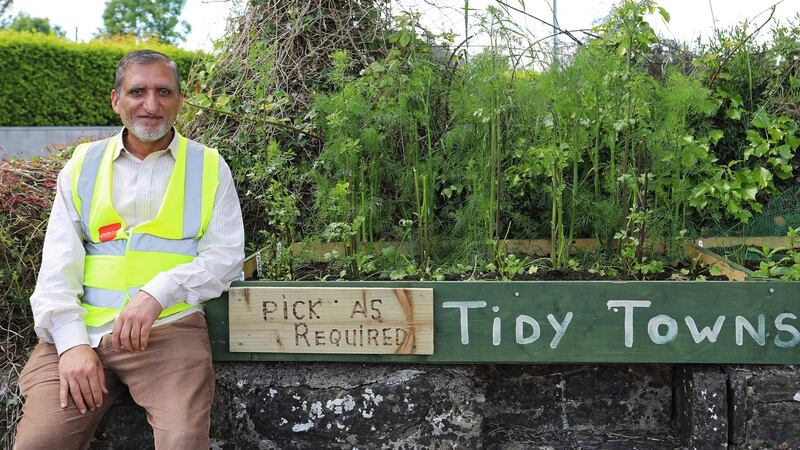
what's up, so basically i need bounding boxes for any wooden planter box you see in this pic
[206,278,800,364]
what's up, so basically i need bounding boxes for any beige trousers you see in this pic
[15,312,214,450]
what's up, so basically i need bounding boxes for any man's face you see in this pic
[111,62,183,143]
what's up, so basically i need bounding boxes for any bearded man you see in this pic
[14,50,244,449]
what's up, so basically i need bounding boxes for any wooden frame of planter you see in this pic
[209,238,797,364]
[208,263,797,365]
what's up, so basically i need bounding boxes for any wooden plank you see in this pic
[289,241,413,260]
[242,237,794,268]
[500,239,550,255]
[685,244,751,281]
[208,280,800,364]
[242,250,260,280]
[289,239,600,262]
[698,236,795,250]
[228,287,433,355]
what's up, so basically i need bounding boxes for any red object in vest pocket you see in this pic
[98,223,122,242]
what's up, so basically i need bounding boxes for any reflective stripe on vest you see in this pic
[76,139,110,240]
[71,132,219,325]
[83,286,142,309]
[183,140,204,238]
[86,235,199,257]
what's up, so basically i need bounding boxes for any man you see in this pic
[15,50,244,449]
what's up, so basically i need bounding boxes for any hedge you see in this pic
[0,31,201,126]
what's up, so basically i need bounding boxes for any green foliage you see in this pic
[2,12,65,37]
[690,112,800,223]
[252,140,300,280]
[101,0,190,44]
[296,1,800,275]
[748,228,800,281]
[487,251,529,281]
[176,0,800,279]
[312,40,451,265]
[0,30,199,126]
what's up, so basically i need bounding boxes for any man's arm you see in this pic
[113,156,245,352]
[31,161,107,412]
[31,162,89,353]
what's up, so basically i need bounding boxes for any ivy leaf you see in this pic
[776,164,793,180]
[756,167,772,187]
[708,129,724,144]
[752,111,772,129]
[741,187,758,201]
[398,32,412,48]
[194,93,212,108]
[768,127,785,142]
[786,133,800,150]
[777,144,793,160]
[657,6,671,22]
[725,108,742,120]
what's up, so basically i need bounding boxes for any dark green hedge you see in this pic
[0,31,201,126]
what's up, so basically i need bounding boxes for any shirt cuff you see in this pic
[142,272,183,309]
[51,320,91,355]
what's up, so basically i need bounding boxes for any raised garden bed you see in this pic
[206,238,799,365]
[206,279,800,365]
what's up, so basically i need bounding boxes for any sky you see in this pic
[5,0,800,51]
[6,0,241,50]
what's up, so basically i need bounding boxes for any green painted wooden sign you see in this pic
[206,280,800,364]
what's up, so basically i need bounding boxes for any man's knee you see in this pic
[15,342,120,449]
[151,415,211,449]
[15,407,106,450]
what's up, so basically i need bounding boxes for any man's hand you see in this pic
[59,345,108,414]
[112,291,163,353]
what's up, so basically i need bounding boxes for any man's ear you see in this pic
[177,91,184,113]
[111,89,120,113]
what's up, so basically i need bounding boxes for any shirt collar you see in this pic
[113,127,180,160]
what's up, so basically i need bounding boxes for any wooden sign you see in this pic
[209,281,800,364]
[228,287,433,355]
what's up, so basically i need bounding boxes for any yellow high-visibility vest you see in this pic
[68,131,220,327]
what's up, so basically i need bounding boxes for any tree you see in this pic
[4,12,66,37]
[0,0,12,18]
[101,0,190,44]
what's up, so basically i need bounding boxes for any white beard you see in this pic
[128,120,169,142]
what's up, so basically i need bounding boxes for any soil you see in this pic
[276,261,730,282]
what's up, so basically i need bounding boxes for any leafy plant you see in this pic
[747,228,800,280]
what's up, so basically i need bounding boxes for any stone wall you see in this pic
[82,363,799,449]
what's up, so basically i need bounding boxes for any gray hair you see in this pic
[115,50,181,93]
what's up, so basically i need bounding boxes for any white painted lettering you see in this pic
[648,314,678,344]
[547,312,573,349]
[607,300,652,348]
[735,315,766,346]
[515,315,540,345]
[442,301,487,345]
[774,313,800,348]
[492,306,502,346]
[684,316,726,343]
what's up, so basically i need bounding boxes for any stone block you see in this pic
[483,365,676,449]
[727,365,800,450]
[91,362,484,449]
[675,366,728,450]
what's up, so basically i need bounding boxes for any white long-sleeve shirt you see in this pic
[30,129,245,355]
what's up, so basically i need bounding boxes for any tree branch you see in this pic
[495,0,588,46]
[708,5,775,89]
[183,99,322,141]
